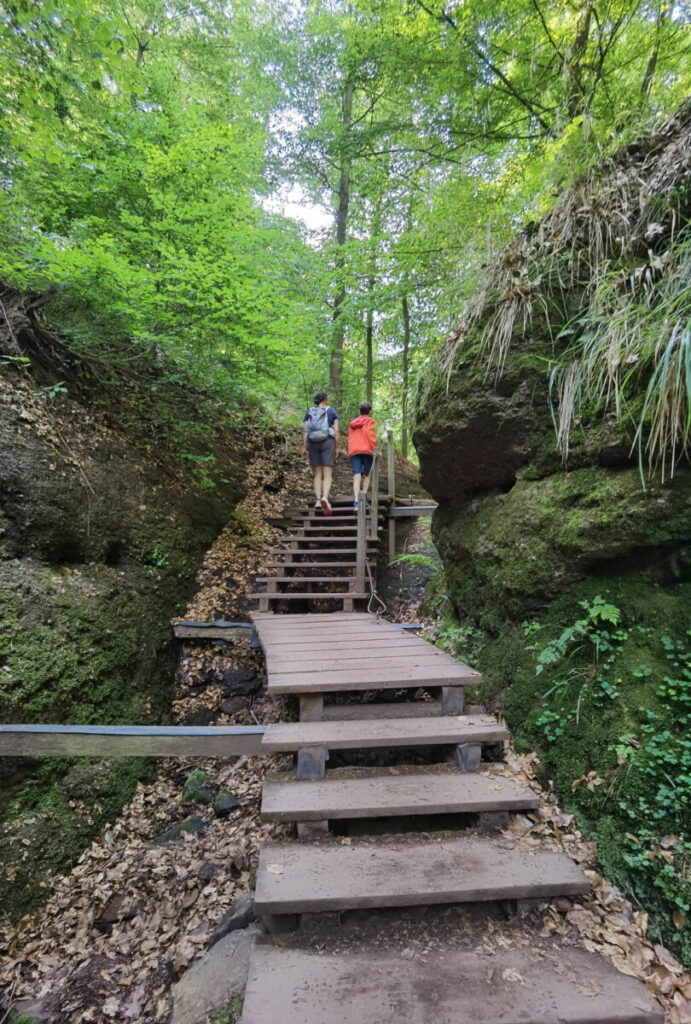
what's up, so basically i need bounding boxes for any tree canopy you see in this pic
[1,0,689,437]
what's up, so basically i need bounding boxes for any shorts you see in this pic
[308,437,335,467]
[350,452,373,476]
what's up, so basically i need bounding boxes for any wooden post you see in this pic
[355,489,367,594]
[369,447,380,542]
[386,430,395,502]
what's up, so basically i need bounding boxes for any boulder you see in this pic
[154,816,207,845]
[221,667,260,697]
[213,791,240,818]
[181,770,215,805]
[220,695,250,715]
[170,922,260,1024]
[208,892,256,948]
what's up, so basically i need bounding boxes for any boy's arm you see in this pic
[302,416,308,457]
[334,418,340,457]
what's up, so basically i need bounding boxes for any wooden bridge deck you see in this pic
[251,611,480,699]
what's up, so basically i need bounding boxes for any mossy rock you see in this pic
[434,466,691,619]
[154,815,208,845]
[181,770,216,805]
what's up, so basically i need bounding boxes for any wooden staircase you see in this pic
[240,612,663,1023]
[250,497,388,611]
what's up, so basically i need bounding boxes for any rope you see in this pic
[365,556,387,619]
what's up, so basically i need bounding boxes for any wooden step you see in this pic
[250,592,368,602]
[265,644,445,664]
[288,528,360,536]
[322,700,442,720]
[279,538,374,546]
[261,714,506,751]
[267,653,452,674]
[264,562,359,569]
[262,766,539,821]
[260,637,428,653]
[265,661,479,694]
[256,576,356,584]
[254,833,589,915]
[241,943,663,1024]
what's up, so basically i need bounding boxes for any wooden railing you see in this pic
[0,724,265,757]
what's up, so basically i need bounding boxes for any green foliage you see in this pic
[390,553,436,570]
[511,588,691,961]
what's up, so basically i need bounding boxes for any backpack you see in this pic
[305,406,333,443]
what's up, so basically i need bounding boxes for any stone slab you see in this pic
[254,834,589,914]
[261,714,506,751]
[241,943,663,1024]
[261,770,540,821]
[171,923,260,1024]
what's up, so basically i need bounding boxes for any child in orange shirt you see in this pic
[347,402,377,509]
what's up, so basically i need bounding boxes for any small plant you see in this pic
[390,553,436,570]
[146,546,170,569]
[535,595,621,675]
[38,381,68,400]
[428,619,485,662]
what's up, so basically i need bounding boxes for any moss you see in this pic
[181,770,215,805]
[434,466,691,620]
[0,756,154,918]
[470,574,691,964]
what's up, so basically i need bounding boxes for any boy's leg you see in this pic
[352,471,362,501]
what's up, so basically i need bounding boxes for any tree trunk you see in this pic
[564,1,592,120]
[364,201,382,404]
[329,82,354,404]
[641,3,666,101]
[401,294,411,460]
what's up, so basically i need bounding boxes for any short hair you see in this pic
[314,390,328,404]
[360,402,372,415]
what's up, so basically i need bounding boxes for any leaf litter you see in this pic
[1,441,689,1022]
[0,437,307,1023]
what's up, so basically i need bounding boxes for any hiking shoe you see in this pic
[314,499,321,510]
[353,499,359,511]
[320,497,333,516]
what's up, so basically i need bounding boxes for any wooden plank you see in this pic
[390,505,437,518]
[260,636,428,652]
[0,724,265,757]
[267,655,452,675]
[254,834,588,914]
[321,701,441,720]
[255,577,355,584]
[267,664,480,693]
[250,592,367,601]
[261,768,540,821]
[261,714,504,751]
[253,614,383,629]
[241,945,661,1024]
[173,624,254,641]
[265,644,444,663]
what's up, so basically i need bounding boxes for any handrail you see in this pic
[369,445,380,541]
[355,487,368,592]
[0,723,265,757]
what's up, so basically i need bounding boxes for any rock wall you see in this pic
[414,110,691,963]
[0,285,249,916]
